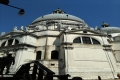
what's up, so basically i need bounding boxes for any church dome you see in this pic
[101,27,120,33]
[32,8,84,23]
[32,14,84,23]
[29,8,89,31]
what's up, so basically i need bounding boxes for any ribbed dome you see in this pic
[32,14,84,23]
[101,27,120,33]
[30,9,89,29]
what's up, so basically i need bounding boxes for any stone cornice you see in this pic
[102,44,112,47]
[66,32,106,36]
[61,42,72,45]
[0,43,36,51]
[59,29,107,37]
[67,29,99,33]
[0,32,38,40]
[37,35,59,38]
[61,43,74,49]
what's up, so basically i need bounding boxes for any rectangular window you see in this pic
[82,37,91,44]
[51,51,59,59]
[36,51,41,60]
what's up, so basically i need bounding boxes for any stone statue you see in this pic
[95,26,98,30]
[1,32,5,36]
[14,26,17,31]
[25,27,29,31]
[20,26,24,30]
[90,28,94,30]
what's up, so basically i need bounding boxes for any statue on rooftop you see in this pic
[1,32,5,36]
[13,26,17,31]
[95,26,98,30]
[20,26,24,30]
[25,27,29,31]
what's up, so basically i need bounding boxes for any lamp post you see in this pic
[0,0,25,15]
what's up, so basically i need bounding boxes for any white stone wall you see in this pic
[108,33,120,75]
[12,48,36,72]
[24,35,36,45]
[61,32,117,79]
[47,37,60,46]
[36,37,46,46]
[1,29,119,79]
[34,31,60,36]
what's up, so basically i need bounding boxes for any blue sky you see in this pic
[0,0,120,32]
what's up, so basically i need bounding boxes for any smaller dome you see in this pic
[101,27,120,33]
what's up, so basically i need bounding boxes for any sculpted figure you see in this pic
[20,26,24,30]
[14,26,17,31]
[1,32,5,35]
[25,27,29,31]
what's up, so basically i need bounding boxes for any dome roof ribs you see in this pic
[32,9,85,24]
[29,9,89,31]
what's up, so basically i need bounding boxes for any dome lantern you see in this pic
[102,22,110,28]
[52,8,66,14]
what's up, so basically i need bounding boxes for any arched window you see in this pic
[82,37,91,44]
[73,37,100,45]
[15,39,19,45]
[51,50,59,59]
[8,39,14,46]
[92,38,100,44]
[1,41,6,47]
[1,39,19,47]
[73,37,81,43]
[36,51,42,60]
